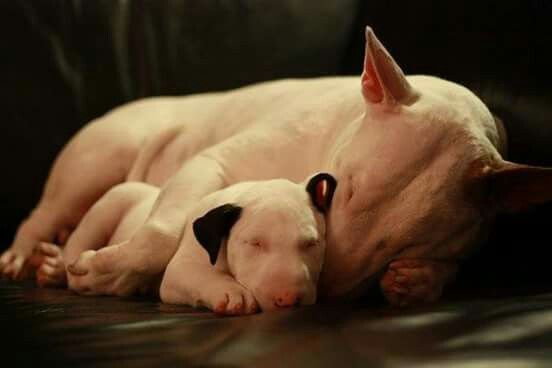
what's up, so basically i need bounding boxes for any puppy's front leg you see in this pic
[160,261,258,316]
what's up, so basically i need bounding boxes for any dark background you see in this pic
[1,0,552,294]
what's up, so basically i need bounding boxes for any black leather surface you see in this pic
[2,280,552,367]
[0,0,362,246]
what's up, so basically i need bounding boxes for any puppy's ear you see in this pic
[306,173,337,213]
[192,204,242,265]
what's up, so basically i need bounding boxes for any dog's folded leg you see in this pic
[379,259,458,307]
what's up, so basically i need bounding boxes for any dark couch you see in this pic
[2,1,552,366]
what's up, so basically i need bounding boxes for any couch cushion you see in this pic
[0,0,362,246]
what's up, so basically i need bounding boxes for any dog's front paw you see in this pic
[34,242,66,288]
[380,259,457,307]
[0,246,41,281]
[207,284,258,316]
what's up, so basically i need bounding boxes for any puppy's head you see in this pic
[192,173,336,311]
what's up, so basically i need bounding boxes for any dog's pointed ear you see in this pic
[306,173,337,213]
[361,26,419,106]
[466,160,552,213]
[192,204,242,265]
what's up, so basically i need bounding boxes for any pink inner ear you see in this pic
[361,27,418,106]
[315,180,328,209]
[362,58,384,103]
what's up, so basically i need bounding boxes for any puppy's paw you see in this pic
[66,246,150,297]
[208,284,258,316]
[34,242,66,288]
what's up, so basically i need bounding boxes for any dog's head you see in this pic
[321,26,552,297]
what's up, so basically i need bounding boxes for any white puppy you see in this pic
[34,173,336,314]
[160,173,336,314]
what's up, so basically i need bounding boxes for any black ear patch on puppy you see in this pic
[192,204,242,265]
[306,173,337,213]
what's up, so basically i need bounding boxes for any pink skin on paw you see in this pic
[214,294,231,314]
[0,251,16,275]
[0,250,35,281]
[380,259,457,307]
[66,250,109,295]
[211,287,258,316]
[1,235,67,281]
[33,242,66,288]
[66,246,151,297]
